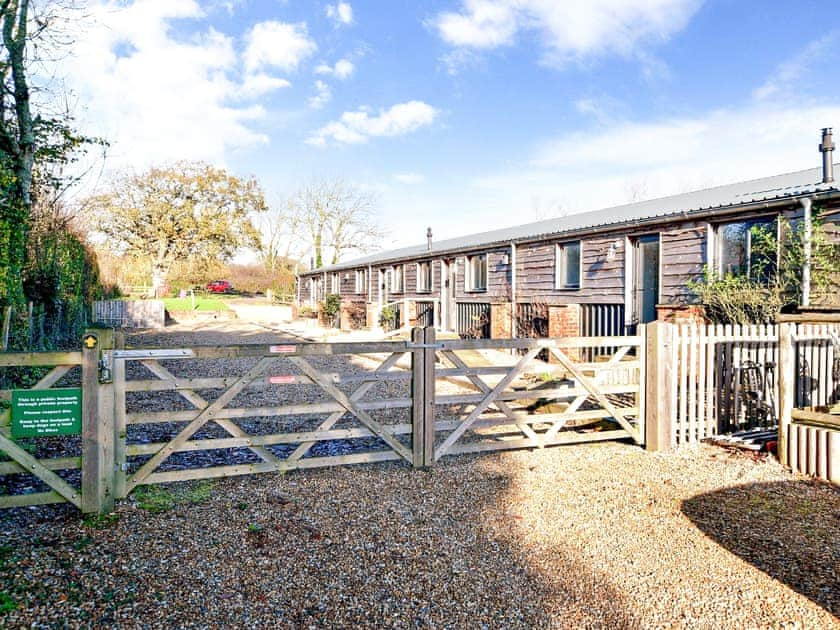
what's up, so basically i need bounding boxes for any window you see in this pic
[717,218,776,282]
[555,241,581,289]
[354,270,367,294]
[391,265,404,293]
[466,254,487,291]
[330,273,340,294]
[417,261,432,292]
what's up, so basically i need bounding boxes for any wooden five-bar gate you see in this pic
[1,328,646,513]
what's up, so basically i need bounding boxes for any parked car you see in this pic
[206,280,234,293]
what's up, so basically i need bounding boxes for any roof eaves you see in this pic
[300,177,839,276]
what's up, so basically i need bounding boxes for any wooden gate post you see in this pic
[81,328,116,514]
[645,321,675,452]
[422,326,436,467]
[411,327,425,468]
[777,322,794,468]
[410,326,437,468]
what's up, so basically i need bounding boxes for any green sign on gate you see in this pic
[11,388,83,438]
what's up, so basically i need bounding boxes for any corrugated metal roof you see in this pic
[307,164,840,274]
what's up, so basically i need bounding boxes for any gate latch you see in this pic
[99,353,113,384]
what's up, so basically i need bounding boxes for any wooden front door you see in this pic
[632,235,659,325]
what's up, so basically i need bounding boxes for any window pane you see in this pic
[720,223,748,276]
[469,255,487,290]
[418,262,431,291]
[748,220,777,283]
[565,242,580,287]
[719,219,776,283]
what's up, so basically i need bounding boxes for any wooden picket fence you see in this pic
[778,318,840,484]
[667,324,779,446]
[665,320,839,484]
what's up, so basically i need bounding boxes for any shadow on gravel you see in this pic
[0,460,642,628]
[681,480,840,617]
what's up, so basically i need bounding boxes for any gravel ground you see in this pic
[0,321,838,629]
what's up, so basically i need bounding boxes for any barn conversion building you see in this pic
[297,129,840,339]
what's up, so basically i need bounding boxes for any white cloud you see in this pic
[433,0,702,64]
[314,58,355,79]
[326,2,354,26]
[239,72,291,98]
[308,80,332,109]
[472,103,840,221]
[53,0,275,168]
[243,21,317,73]
[394,172,426,184]
[307,101,438,147]
[754,31,839,100]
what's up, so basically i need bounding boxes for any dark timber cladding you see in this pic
[298,150,840,327]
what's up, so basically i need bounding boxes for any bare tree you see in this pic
[291,179,383,268]
[257,200,303,273]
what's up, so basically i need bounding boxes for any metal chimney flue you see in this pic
[426,227,433,251]
[820,127,835,183]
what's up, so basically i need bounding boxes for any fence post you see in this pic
[422,326,436,467]
[777,322,794,468]
[411,327,426,468]
[645,321,675,451]
[81,327,116,513]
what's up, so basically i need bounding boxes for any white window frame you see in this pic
[391,264,404,293]
[354,269,367,294]
[555,241,582,289]
[466,254,488,292]
[416,261,433,293]
[330,272,340,295]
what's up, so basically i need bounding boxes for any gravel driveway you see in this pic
[0,322,837,629]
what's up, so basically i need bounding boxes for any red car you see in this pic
[206,280,233,293]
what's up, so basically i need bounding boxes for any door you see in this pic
[446,260,457,331]
[633,235,659,325]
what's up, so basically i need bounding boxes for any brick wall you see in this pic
[656,304,706,326]
[491,303,513,339]
[548,304,581,337]
[340,299,367,331]
[548,304,580,363]
[366,303,378,329]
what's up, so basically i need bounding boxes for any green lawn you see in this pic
[162,295,230,312]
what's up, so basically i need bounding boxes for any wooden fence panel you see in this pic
[671,324,781,447]
[93,300,165,329]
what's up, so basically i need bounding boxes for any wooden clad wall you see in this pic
[340,270,354,295]
[515,236,624,305]
[403,260,442,299]
[660,225,706,304]
[454,249,510,302]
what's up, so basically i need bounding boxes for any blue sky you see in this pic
[59,0,840,259]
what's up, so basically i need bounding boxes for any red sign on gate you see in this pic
[269,375,297,384]
[269,345,296,353]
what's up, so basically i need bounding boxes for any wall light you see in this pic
[606,240,620,262]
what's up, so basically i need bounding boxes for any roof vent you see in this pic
[426,227,433,252]
[820,127,834,184]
